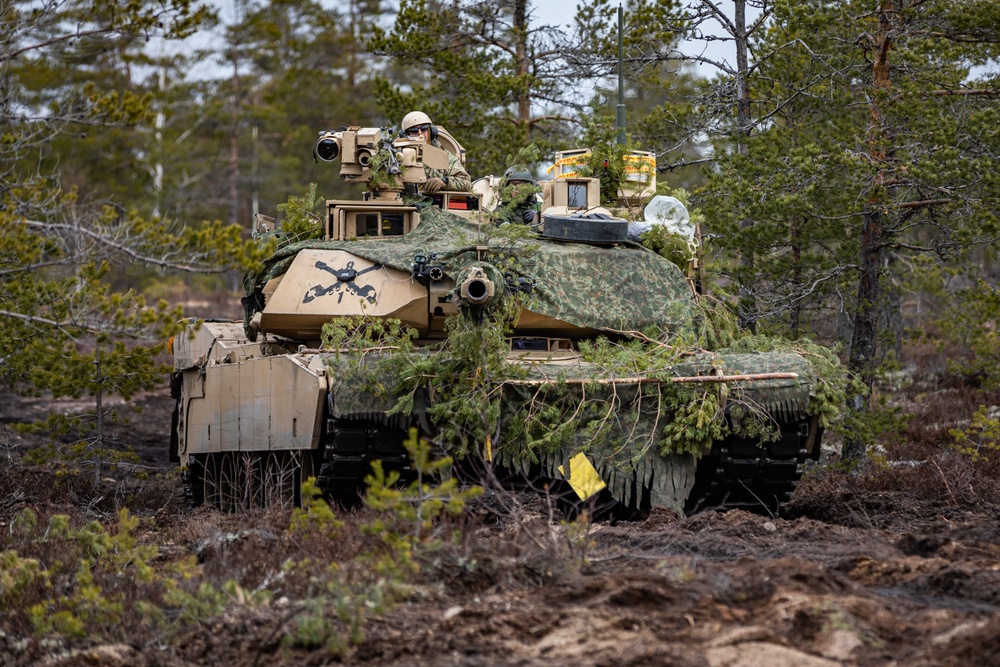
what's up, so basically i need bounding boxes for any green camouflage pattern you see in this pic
[489,350,815,512]
[320,349,700,512]
[247,206,697,336]
[249,206,822,513]
[675,351,815,421]
[321,350,814,422]
[426,151,472,191]
[319,347,816,515]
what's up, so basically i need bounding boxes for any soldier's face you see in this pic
[509,180,532,195]
[406,124,431,141]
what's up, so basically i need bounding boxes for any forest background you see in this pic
[2,0,1000,467]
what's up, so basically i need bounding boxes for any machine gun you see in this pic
[313,125,466,194]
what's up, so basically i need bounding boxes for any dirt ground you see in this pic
[2,364,1000,667]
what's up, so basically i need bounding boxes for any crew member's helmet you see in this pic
[400,111,437,140]
[503,167,535,186]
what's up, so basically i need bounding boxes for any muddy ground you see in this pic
[2,362,1000,667]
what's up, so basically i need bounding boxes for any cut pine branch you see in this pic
[502,372,799,386]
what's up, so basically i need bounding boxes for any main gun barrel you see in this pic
[454,263,505,309]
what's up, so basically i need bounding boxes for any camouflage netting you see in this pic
[321,351,699,513]
[491,375,699,514]
[492,351,814,513]
[675,352,815,422]
[319,349,815,427]
[320,347,817,515]
[246,206,698,336]
[528,448,696,516]
[253,205,827,514]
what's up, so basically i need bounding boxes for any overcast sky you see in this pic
[183,0,580,80]
[531,0,578,28]
[182,1,739,82]
[531,0,739,76]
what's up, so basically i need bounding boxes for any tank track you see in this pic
[176,388,817,517]
[181,459,204,508]
[312,413,819,516]
[314,415,416,503]
[684,417,817,516]
[175,402,417,509]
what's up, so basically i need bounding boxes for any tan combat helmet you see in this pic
[400,111,436,140]
[398,111,465,165]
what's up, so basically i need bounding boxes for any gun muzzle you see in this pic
[459,267,497,306]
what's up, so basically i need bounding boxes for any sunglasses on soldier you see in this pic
[406,124,431,137]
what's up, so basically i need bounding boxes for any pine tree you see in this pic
[695,0,1000,464]
[1,0,270,474]
[368,0,585,176]
[572,0,705,190]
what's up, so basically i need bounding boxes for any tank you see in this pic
[169,125,827,517]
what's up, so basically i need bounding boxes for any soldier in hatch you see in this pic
[397,111,471,194]
[497,167,541,225]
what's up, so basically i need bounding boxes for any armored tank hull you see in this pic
[171,202,824,516]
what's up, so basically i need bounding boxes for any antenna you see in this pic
[616,3,626,145]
